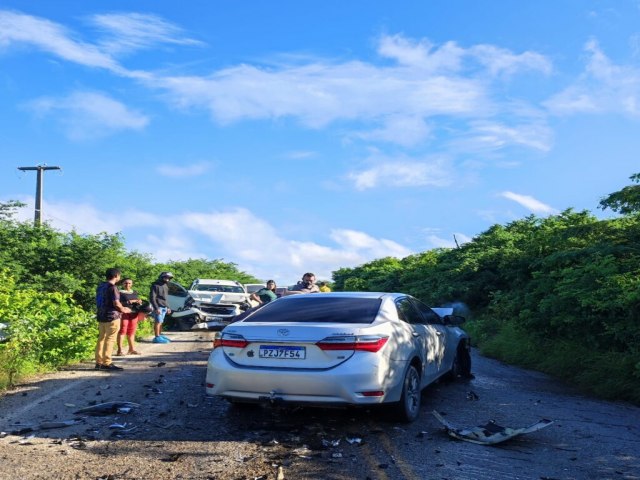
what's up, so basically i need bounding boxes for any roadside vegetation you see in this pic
[0,200,259,389]
[333,173,640,404]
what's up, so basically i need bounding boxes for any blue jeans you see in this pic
[153,306,168,324]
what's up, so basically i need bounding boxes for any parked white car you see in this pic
[205,292,471,422]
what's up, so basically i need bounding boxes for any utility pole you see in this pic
[17,164,61,227]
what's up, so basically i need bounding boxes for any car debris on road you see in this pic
[73,401,140,416]
[432,410,554,445]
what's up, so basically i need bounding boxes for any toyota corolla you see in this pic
[205,292,470,422]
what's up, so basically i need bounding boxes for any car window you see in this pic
[194,285,220,292]
[243,297,382,324]
[410,298,443,325]
[395,298,425,325]
[167,281,188,297]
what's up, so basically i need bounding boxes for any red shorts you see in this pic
[119,312,139,335]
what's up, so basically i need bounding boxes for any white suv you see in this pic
[167,279,253,330]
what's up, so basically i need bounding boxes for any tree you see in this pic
[599,173,640,215]
[0,200,26,221]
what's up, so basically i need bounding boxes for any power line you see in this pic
[17,164,62,227]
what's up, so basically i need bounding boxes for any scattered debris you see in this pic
[432,410,554,445]
[18,434,36,445]
[466,391,479,401]
[64,403,76,408]
[154,362,166,368]
[346,437,362,445]
[162,453,183,462]
[10,419,82,434]
[117,407,132,414]
[292,445,313,458]
[0,432,7,439]
[276,466,285,480]
[109,423,128,429]
[74,401,140,416]
[322,438,341,448]
[331,452,343,458]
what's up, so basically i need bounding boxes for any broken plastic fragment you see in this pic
[74,401,140,416]
[39,420,82,430]
[432,410,554,445]
[322,438,341,447]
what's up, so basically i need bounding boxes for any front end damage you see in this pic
[170,293,252,331]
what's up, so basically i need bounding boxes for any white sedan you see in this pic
[205,292,470,422]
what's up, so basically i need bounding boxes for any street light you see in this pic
[17,164,61,227]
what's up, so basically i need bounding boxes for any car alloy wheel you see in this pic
[394,364,421,422]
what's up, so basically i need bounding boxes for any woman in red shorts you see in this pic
[116,278,148,355]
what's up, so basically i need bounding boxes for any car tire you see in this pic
[392,364,421,422]
[447,344,472,380]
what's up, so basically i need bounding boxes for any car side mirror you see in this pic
[444,314,465,326]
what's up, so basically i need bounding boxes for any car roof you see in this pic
[279,291,404,300]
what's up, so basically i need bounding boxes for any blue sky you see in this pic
[1,1,639,285]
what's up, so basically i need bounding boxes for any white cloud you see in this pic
[456,120,553,152]
[157,162,212,178]
[354,115,432,147]
[1,12,554,153]
[347,155,453,190]
[545,39,640,117]
[0,10,122,73]
[90,12,202,56]
[26,91,149,140]
[330,229,412,259]
[469,44,552,77]
[500,191,557,215]
[11,199,410,283]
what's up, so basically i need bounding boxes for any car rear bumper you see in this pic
[205,350,407,405]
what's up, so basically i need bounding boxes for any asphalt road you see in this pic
[0,330,638,480]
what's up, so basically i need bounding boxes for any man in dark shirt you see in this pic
[95,267,131,371]
[150,271,173,343]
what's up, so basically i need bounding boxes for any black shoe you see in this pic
[94,363,102,369]
[101,364,124,371]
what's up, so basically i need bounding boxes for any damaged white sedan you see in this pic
[205,292,470,422]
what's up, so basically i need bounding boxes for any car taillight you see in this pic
[316,335,388,353]
[359,390,384,397]
[213,334,248,349]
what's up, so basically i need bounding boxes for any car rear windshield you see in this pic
[243,296,382,324]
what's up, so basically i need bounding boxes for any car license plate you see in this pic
[259,345,306,359]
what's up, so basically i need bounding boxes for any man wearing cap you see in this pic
[150,272,173,343]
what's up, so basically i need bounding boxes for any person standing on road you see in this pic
[95,268,131,371]
[288,272,320,294]
[250,280,278,305]
[116,278,150,356]
[150,271,173,344]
